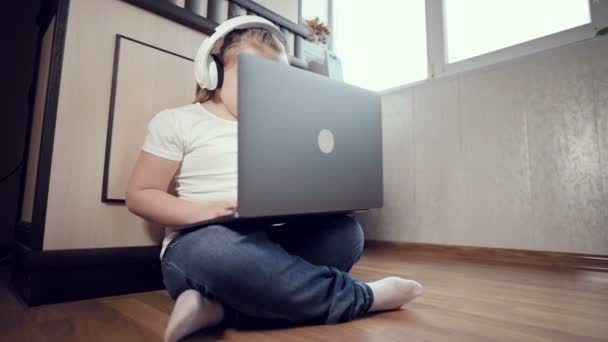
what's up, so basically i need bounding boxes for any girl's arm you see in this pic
[125,151,236,228]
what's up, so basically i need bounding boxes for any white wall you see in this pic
[355,36,608,255]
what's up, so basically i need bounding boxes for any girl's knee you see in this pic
[335,215,365,254]
[310,215,365,271]
[336,215,365,269]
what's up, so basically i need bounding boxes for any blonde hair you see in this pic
[193,27,288,103]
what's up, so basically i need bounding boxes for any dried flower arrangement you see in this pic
[305,17,330,46]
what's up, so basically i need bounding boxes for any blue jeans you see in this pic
[160,213,374,329]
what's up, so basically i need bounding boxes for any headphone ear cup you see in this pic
[207,57,218,90]
[211,54,224,90]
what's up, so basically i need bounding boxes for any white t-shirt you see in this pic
[141,103,238,259]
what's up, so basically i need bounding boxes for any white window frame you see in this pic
[426,0,608,79]
[327,0,608,94]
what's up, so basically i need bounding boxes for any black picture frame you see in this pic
[101,35,194,203]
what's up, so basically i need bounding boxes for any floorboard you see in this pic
[2,244,607,341]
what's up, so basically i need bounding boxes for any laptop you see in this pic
[173,53,383,232]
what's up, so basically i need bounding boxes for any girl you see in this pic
[126,17,423,342]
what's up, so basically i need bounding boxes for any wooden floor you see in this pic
[2,245,608,341]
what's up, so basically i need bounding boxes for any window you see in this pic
[331,0,606,92]
[301,0,329,23]
[443,0,592,63]
[333,0,427,92]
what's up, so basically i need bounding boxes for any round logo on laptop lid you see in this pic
[318,129,335,154]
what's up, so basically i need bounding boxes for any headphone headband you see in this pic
[194,16,283,90]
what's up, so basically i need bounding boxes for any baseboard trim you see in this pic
[10,242,164,306]
[364,240,608,272]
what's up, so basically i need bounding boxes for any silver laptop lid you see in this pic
[237,53,383,218]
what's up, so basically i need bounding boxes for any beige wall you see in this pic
[44,0,208,250]
[356,36,608,255]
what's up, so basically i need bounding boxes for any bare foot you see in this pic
[366,276,423,312]
[164,289,225,342]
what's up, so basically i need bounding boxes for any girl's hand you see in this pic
[192,199,237,223]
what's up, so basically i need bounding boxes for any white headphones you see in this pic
[194,15,283,91]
